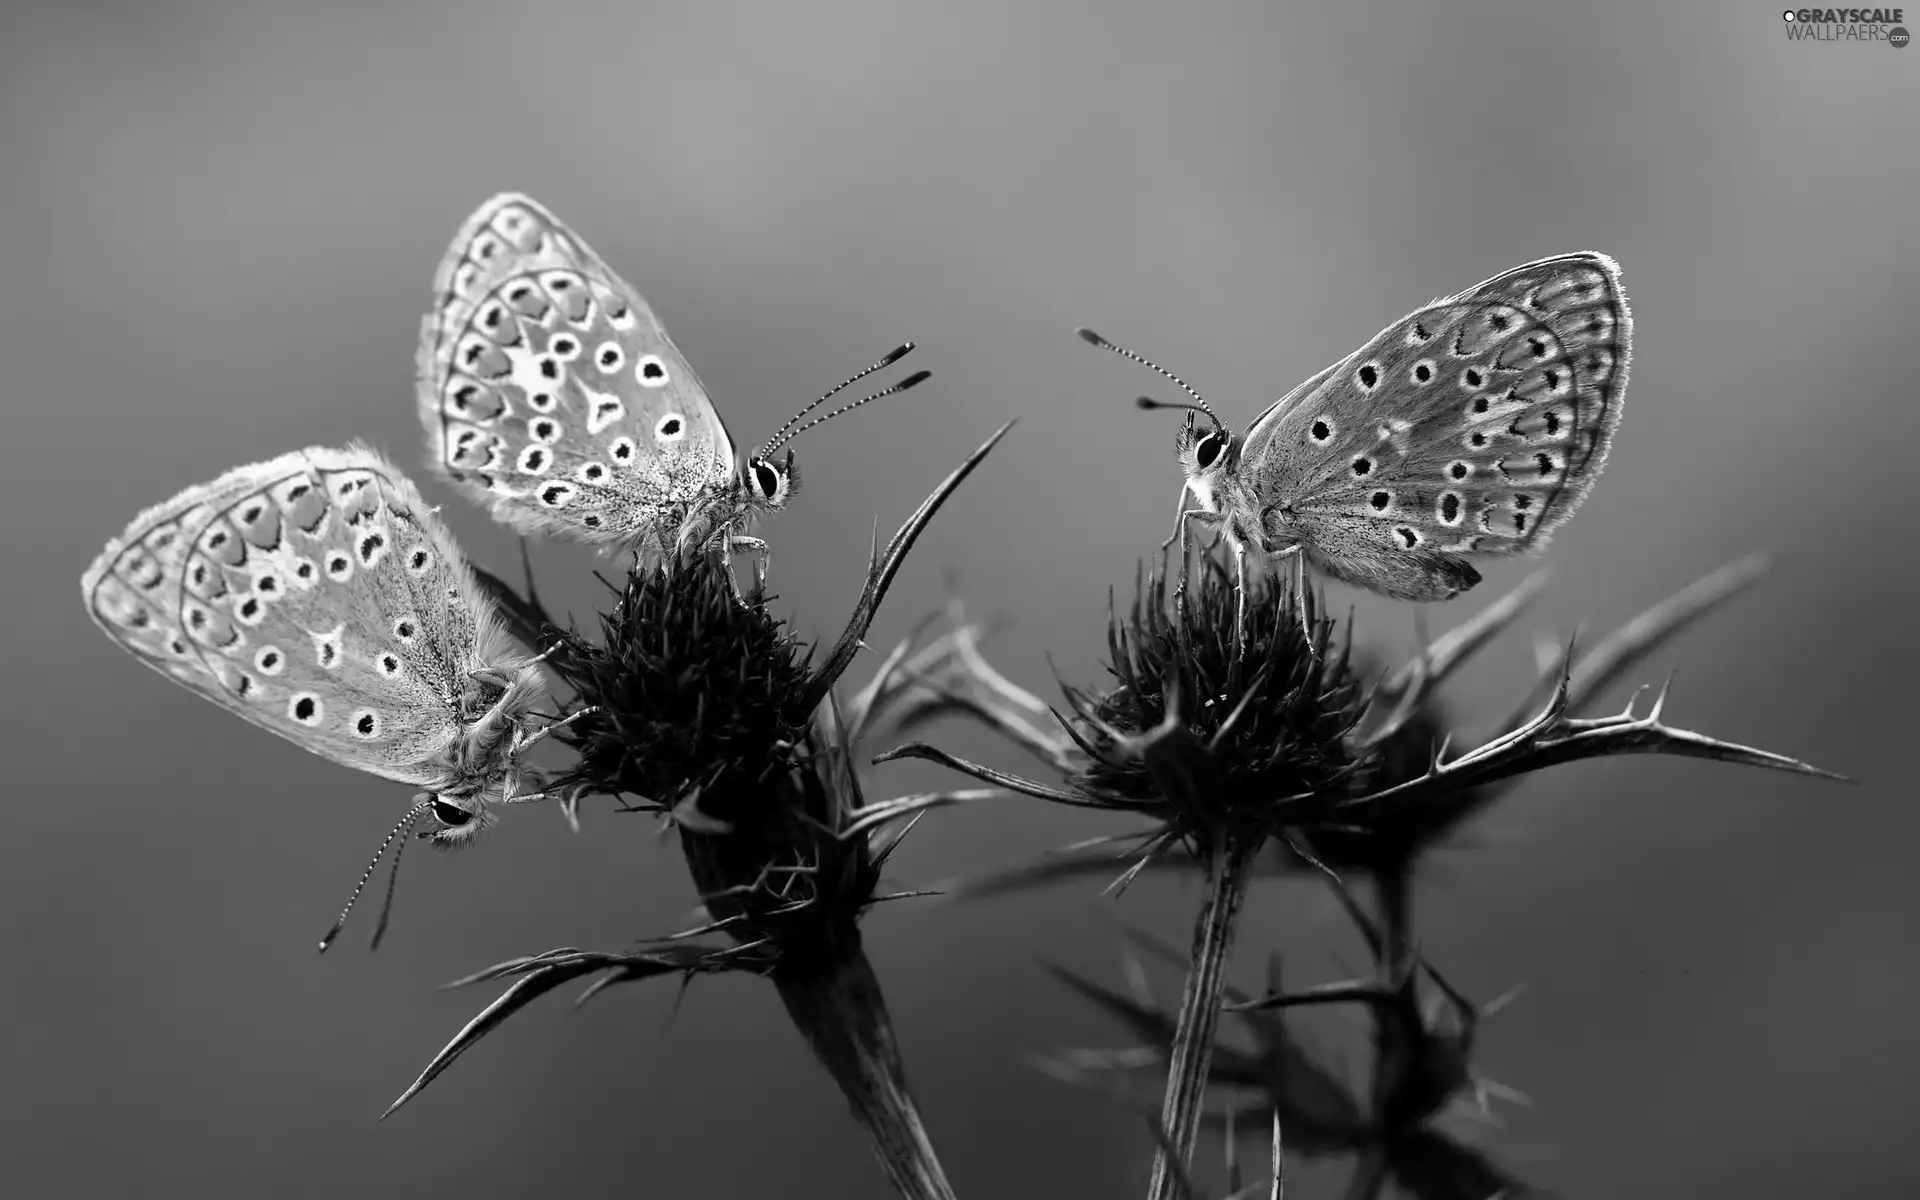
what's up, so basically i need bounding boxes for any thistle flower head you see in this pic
[1066,556,1369,836]
[489,548,888,946]
[877,553,1484,884]
[553,554,812,807]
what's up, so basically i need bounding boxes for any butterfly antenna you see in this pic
[366,810,415,952]
[318,796,431,953]
[762,369,931,456]
[757,342,916,459]
[1076,327,1222,429]
[1135,395,1213,419]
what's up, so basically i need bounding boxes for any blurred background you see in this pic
[3,0,1915,1195]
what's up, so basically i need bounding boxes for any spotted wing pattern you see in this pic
[1238,252,1629,599]
[81,444,545,790]
[417,194,740,547]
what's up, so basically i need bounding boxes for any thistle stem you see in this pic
[1147,832,1259,1200]
[773,941,958,1200]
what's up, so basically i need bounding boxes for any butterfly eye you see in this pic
[430,798,474,828]
[752,460,782,498]
[1194,432,1227,470]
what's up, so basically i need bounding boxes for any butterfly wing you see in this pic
[417,193,739,546]
[1235,358,1342,454]
[1238,253,1630,600]
[81,445,542,788]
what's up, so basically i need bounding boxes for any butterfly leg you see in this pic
[729,536,770,598]
[499,776,546,805]
[498,707,602,805]
[1296,548,1317,656]
[1160,483,1194,557]
[513,704,603,756]
[1264,545,1315,658]
[718,536,770,606]
[474,641,570,695]
[1171,509,1224,618]
[1231,538,1249,655]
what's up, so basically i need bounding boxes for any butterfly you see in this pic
[416,192,925,595]
[1081,252,1631,642]
[80,444,586,948]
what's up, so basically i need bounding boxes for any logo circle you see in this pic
[1783,9,1795,19]
[1892,26,1911,47]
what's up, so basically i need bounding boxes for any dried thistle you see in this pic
[877,549,1843,1198]
[383,423,1012,1200]
[882,554,1372,1198]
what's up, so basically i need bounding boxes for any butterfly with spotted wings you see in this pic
[417,193,926,596]
[80,444,594,950]
[1081,252,1631,645]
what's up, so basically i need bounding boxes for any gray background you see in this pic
[4,1,1915,1196]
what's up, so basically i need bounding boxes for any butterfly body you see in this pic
[1150,252,1631,606]
[416,193,797,574]
[81,444,552,844]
